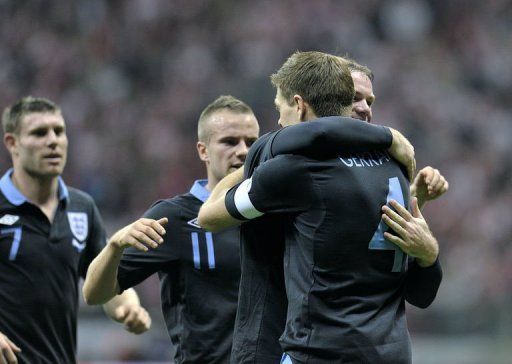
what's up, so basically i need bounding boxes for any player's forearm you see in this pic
[102,288,140,319]
[82,243,124,305]
[198,167,244,231]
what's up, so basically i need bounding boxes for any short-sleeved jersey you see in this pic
[117,180,240,364]
[226,153,413,363]
[0,169,107,364]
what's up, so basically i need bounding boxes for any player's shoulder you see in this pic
[67,187,98,211]
[144,192,200,219]
[245,131,279,177]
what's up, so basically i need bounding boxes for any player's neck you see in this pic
[11,168,60,206]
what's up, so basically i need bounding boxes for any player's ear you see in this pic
[197,141,209,162]
[4,133,17,156]
[294,95,307,121]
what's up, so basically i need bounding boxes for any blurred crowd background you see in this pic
[0,0,511,363]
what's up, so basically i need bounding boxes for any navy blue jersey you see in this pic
[231,117,395,363]
[117,180,240,364]
[227,153,413,363]
[0,169,107,364]
[231,132,289,364]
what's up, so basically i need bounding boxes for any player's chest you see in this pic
[0,207,89,270]
[177,215,240,276]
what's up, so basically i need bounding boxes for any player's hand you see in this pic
[410,166,449,209]
[108,218,168,252]
[381,197,439,267]
[113,304,152,335]
[0,331,21,364]
[388,128,416,181]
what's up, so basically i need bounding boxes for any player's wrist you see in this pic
[416,242,439,268]
[107,237,127,252]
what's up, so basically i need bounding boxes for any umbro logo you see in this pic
[0,214,19,226]
[187,217,201,229]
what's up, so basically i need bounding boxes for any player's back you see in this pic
[273,152,412,363]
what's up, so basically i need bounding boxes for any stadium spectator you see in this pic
[0,96,150,364]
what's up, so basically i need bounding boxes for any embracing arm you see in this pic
[198,167,245,232]
[270,117,415,180]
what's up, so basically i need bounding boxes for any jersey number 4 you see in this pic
[1,227,22,261]
[369,177,406,272]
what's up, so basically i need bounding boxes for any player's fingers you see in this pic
[387,200,412,221]
[150,220,167,236]
[443,181,449,193]
[4,339,20,354]
[125,310,150,334]
[113,305,127,322]
[433,176,447,194]
[383,232,407,251]
[382,206,408,229]
[130,240,149,252]
[130,229,159,249]
[411,157,416,182]
[122,309,139,327]
[137,224,164,246]
[419,166,434,184]
[157,217,168,227]
[426,169,439,189]
[411,197,422,219]
[129,311,151,334]
[0,348,17,364]
[382,214,407,238]
[3,347,18,364]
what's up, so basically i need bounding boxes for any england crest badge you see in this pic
[67,212,89,246]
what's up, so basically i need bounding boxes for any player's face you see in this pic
[275,88,300,128]
[202,110,259,184]
[8,112,68,178]
[351,71,375,123]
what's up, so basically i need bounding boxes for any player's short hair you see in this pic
[198,95,255,143]
[2,96,61,134]
[344,57,374,82]
[271,51,354,117]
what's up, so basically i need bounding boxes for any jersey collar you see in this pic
[189,179,210,202]
[0,168,70,206]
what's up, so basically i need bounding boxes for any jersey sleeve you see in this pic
[79,202,107,278]
[117,200,181,292]
[226,155,313,220]
[244,132,274,178]
[269,117,392,159]
[405,257,443,308]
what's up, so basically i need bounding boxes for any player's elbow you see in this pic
[197,211,221,233]
[82,281,110,306]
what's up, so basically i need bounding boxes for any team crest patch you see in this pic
[67,212,89,242]
[187,217,201,229]
[0,214,19,226]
